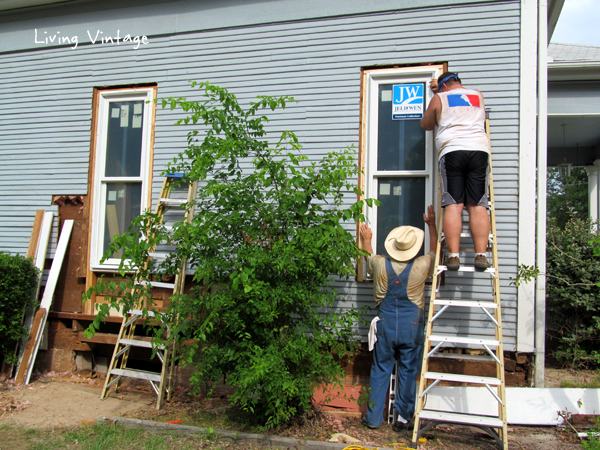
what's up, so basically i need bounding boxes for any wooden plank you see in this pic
[77,332,118,345]
[26,210,45,259]
[15,308,46,385]
[21,220,74,385]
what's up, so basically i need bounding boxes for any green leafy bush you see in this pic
[86,81,371,427]
[0,252,39,364]
[547,167,588,229]
[546,217,600,368]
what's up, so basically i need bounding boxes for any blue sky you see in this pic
[552,0,600,46]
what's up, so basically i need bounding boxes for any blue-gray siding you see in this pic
[0,0,521,348]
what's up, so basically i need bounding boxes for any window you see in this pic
[90,87,156,270]
[361,66,442,258]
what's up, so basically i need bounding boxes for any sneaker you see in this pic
[361,417,379,430]
[392,418,414,433]
[474,254,491,271]
[443,256,460,271]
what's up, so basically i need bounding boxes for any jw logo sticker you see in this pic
[392,83,424,120]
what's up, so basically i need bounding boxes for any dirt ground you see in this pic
[0,370,591,449]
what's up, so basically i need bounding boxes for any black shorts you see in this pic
[439,150,489,207]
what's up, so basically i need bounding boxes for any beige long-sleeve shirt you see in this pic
[366,252,435,310]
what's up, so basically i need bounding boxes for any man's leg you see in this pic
[443,203,464,253]
[364,324,396,429]
[466,203,490,254]
[393,344,423,426]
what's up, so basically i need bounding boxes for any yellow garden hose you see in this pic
[342,444,415,450]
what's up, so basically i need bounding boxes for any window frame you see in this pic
[361,66,443,259]
[89,87,156,271]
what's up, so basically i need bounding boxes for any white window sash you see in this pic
[364,67,440,255]
[90,88,154,271]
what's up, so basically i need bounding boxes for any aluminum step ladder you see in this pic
[411,119,507,449]
[100,174,197,409]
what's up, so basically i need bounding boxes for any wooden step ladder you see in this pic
[411,119,507,449]
[101,174,197,409]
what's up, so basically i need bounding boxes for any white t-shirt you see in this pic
[435,88,489,159]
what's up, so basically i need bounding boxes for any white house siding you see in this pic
[0,0,521,347]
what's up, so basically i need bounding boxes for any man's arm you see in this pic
[359,224,374,255]
[423,204,437,251]
[420,94,441,131]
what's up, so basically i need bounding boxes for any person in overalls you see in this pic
[360,205,437,432]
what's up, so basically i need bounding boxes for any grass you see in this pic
[560,370,600,388]
[0,423,270,450]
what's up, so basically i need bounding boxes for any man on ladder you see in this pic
[359,206,437,431]
[420,71,491,271]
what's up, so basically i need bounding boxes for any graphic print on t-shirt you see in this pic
[447,94,480,108]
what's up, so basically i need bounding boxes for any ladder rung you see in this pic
[442,232,494,239]
[434,300,497,309]
[438,265,496,274]
[119,338,165,350]
[137,280,175,289]
[419,410,504,428]
[129,309,156,317]
[159,198,186,206]
[166,173,185,179]
[424,371,501,385]
[110,368,162,383]
[429,335,500,346]
[429,352,495,362]
[148,252,170,261]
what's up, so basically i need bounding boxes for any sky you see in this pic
[551,0,600,47]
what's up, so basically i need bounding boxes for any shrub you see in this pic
[546,217,600,368]
[0,252,39,364]
[86,82,371,427]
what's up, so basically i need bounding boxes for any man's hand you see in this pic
[429,79,439,94]
[359,224,374,255]
[424,205,438,251]
[423,205,436,227]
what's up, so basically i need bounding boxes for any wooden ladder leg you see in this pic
[101,314,130,399]
[412,195,445,447]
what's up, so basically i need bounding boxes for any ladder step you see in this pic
[442,232,494,239]
[424,371,501,385]
[137,280,175,289]
[129,309,157,317]
[159,198,187,206]
[419,410,504,428]
[438,265,496,274]
[110,368,162,382]
[429,334,500,346]
[119,338,165,350]
[434,300,497,309]
[430,352,495,362]
[148,252,170,261]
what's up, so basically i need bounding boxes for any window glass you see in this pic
[105,101,144,177]
[376,177,426,258]
[377,84,425,171]
[103,182,142,257]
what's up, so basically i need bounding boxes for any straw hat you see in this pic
[384,226,424,262]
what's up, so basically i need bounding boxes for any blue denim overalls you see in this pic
[364,258,425,428]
